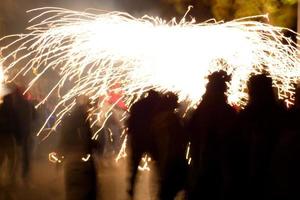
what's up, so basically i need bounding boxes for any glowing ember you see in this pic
[0,7,300,138]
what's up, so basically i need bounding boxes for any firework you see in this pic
[0,7,300,139]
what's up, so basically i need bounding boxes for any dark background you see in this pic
[0,0,297,36]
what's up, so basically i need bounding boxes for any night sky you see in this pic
[0,0,212,36]
[0,0,296,36]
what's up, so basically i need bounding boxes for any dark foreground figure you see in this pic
[0,94,17,199]
[232,74,286,200]
[151,92,188,200]
[127,90,188,200]
[126,90,162,198]
[270,85,300,200]
[187,71,237,200]
[0,85,36,199]
[59,96,97,200]
[12,87,36,183]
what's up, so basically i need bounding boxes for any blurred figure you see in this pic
[234,74,285,200]
[12,87,36,183]
[59,95,97,200]
[126,90,161,198]
[96,85,128,164]
[97,108,123,162]
[150,92,188,200]
[0,94,17,197]
[187,71,237,200]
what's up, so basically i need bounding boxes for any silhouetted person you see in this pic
[59,96,97,200]
[98,108,123,160]
[187,71,237,200]
[150,92,188,200]
[11,87,36,183]
[269,85,300,200]
[0,94,17,197]
[126,90,161,198]
[234,74,285,200]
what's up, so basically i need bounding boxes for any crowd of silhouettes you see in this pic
[127,70,300,200]
[2,70,300,200]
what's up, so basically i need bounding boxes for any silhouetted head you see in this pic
[161,92,179,111]
[144,89,161,105]
[204,70,231,99]
[247,74,275,105]
[2,93,13,106]
[147,89,160,98]
[76,95,91,111]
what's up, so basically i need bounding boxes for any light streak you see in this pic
[115,134,128,162]
[0,66,4,83]
[82,154,91,162]
[186,142,192,165]
[0,62,5,102]
[49,152,91,163]
[0,7,299,140]
[49,152,63,163]
[108,128,114,142]
[188,157,192,165]
[138,154,151,171]
[115,134,151,171]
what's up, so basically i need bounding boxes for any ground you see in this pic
[1,155,159,200]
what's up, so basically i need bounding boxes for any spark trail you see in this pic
[0,7,300,138]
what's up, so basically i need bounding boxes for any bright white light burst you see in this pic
[1,7,300,137]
